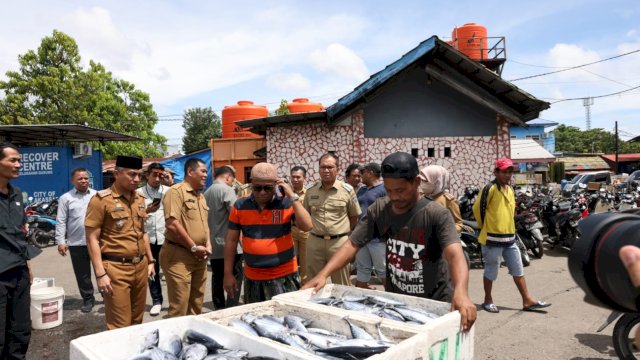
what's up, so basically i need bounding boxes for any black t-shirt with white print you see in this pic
[350,197,459,301]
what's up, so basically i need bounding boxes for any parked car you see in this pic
[563,171,612,193]
[617,170,640,191]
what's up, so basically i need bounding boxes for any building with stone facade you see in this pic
[239,36,549,196]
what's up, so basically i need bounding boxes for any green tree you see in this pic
[181,107,221,153]
[554,124,640,153]
[0,30,166,159]
[274,99,289,116]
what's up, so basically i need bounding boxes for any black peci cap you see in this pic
[381,152,419,179]
[115,155,143,170]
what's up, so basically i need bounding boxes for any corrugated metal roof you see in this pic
[525,119,559,127]
[510,139,555,162]
[0,124,139,145]
[326,36,549,124]
[601,154,640,162]
[558,156,611,171]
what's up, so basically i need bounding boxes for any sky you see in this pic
[1,0,639,154]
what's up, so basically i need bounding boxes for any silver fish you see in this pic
[204,349,250,360]
[307,328,347,339]
[229,319,259,337]
[341,293,368,302]
[340,300,371,312]
[342,316,374,340]
[183,330,223,353]
[380,308,405,322]
[181,343,208,360]
[309,296,337,305]
[241,313,258,324]
[284,315,308,332]
[366,295,405,307]
[393,306,434,324]
[141,329,159,351]
[251,317,309,350]
[293,331,340,349]
[162,334,182,356]
[130,346,177,360]
[375,322,392,343]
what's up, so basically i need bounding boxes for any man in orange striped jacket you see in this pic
[223,162,313,303]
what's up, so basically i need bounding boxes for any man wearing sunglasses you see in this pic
[473,157,550,314]
[223,162,312,303]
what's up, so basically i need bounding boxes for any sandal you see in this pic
[482,303,499,313]
[523,301,551,312]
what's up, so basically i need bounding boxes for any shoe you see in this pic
[523,301,551,312]
[81,299,94,313]
[481,303,499,313]
[150,304,162,316]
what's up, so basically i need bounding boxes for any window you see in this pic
[427,147,435,158]
[411,148,419,157]
[526,135,541,141]
[510,135,517,139]
[444,147,451,158]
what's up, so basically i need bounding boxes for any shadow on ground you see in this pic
[573,333,617,359]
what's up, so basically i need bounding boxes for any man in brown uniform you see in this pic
[304,153,361,285]
[160,158,211,317]
[85,156,155,330]
[290,166,309,284]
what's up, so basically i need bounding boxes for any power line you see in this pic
[509,48,640,81]
[551,84,640,104]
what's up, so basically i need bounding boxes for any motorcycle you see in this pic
[514,206,545,259]
[458,186,479,221]
[460,220,483,268]
[26,214,57,248]
[541,197,582,248]
[597,311,640,359]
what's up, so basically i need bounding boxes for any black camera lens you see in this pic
[569,212,640,312]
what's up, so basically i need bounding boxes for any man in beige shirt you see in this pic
[303,154,361,285]
[160,158,211,317]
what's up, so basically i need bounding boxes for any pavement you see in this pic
[27,244,621,359]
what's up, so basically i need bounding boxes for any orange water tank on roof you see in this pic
[451,23,489,60]
[221,100,268,139]
[287,98,324,114]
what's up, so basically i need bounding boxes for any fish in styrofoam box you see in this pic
[69,316,311,360]
[199,299,441,360]
[272,284,475,360]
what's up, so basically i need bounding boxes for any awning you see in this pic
[557,156,611,172]
[0,124,139,146]
[510,139,556,163]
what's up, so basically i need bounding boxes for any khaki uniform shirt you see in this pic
[303,180,361,236]
[163,182,209,246]
[431,192,464,233]
[85,185,147,257]
[291,187,309,242]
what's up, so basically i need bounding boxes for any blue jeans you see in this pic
[355,240,386,282]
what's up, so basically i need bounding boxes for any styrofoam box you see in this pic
[272,284,474,360]
[69,316,312,360]
[201,299,438,360]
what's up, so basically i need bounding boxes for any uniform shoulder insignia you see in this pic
[341,182,354,193]
[443,192,455,201]
[97,189,112,198]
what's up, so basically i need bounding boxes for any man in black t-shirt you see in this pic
[303,152,476,331]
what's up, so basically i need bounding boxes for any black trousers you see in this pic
[69,246,95,302]
[148,243,163,305]
[0,265,31,360]
[210,254,243,310]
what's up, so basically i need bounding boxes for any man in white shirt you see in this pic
[136,163,169,316]
[55,168,96,313]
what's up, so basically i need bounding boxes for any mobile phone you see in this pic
[152,197,161,205]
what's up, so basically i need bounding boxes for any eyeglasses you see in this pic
[252,184,275,193]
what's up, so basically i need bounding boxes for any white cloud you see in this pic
[61,7,144,71]
[309,43,369,82]
[265,73,311,91]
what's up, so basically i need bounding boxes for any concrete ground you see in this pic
[27,244,622,359]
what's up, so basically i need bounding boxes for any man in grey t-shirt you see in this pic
[203,166,242,309]
[303,152,476,332]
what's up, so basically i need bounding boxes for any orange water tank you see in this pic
[287,98,324,114]
[221,101,268,139]
[451,23,489,60]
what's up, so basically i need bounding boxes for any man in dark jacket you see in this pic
[0,143,33,359]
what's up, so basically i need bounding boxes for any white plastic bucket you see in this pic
[31,277,55,291]
[31,286,65,330]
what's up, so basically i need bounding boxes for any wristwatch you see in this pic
[290,193,300,202]
[190,244,197,253]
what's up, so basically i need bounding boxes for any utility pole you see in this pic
[583,97,594,130]
[615,121,619,174]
